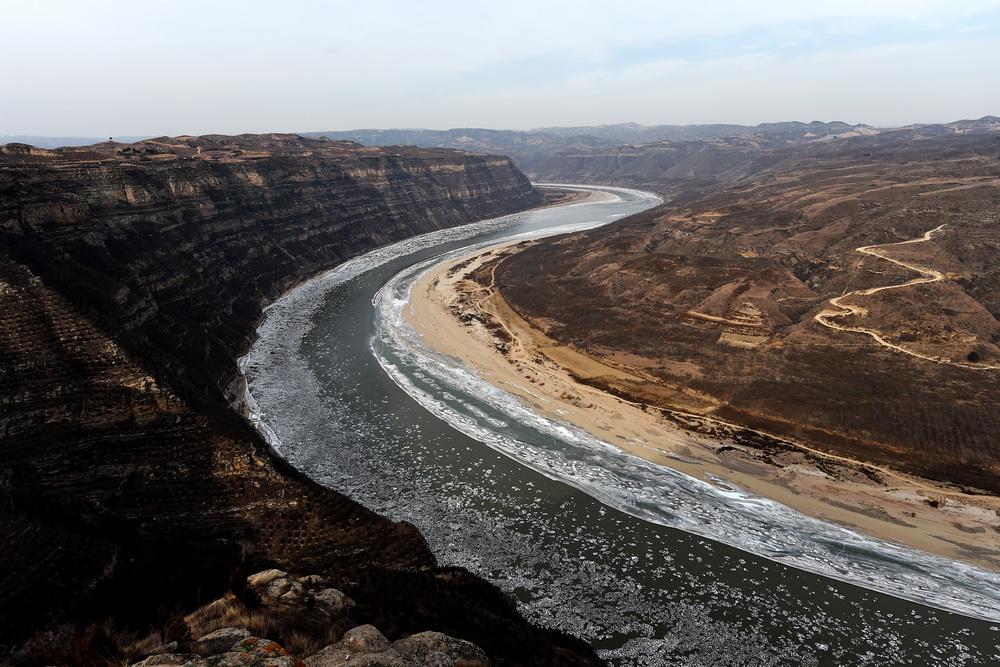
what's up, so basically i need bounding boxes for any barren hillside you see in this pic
[497,132,1000,493]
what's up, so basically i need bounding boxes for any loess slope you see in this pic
[496,133,1000,494]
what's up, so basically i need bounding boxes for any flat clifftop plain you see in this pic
[0,135,600,665]
[496,132,1000,497]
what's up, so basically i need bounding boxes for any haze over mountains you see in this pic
[311,116,1000,165]
[311,116,1000,198]
[0,135,152,149]
[8,115,1000,156]
[310,119,869,155]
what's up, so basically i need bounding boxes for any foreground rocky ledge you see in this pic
[124,570,489,667]
[22,568,490,666]
[0,135,599,664]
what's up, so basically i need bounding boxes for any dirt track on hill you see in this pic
[816,224,1000,370]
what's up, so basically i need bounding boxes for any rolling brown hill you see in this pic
[521,117,1000,195]
[496,131,1000,494]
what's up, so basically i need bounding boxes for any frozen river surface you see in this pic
[241,186,1000,666]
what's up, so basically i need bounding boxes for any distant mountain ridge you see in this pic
[302,127,608,168]
[530,119,865,143]
[7,116,996,155]
[0,134,151,149]
[309,120,869,147]
[303,120,869,167]
[303,116,999,175]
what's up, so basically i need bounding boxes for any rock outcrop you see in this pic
[126,570,490,667]
[0,136,599,665]
[307,628,489,667]
[0,134,540,404]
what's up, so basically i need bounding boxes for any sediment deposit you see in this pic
[406,243,1000,569]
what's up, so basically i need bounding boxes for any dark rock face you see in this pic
[0,136,598,665]
[0,135,540,405]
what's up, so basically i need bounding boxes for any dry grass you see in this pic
[23,590,348,665]
[181,593,341,657]
[20,625,126,667]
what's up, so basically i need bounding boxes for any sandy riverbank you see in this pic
[534,184,617,207]
[404,241,1000,571]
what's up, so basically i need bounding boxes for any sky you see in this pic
[3,0,1000,136]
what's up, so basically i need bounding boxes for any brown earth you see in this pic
[495,132,1000,500]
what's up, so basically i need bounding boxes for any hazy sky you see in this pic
[3,0,1000,136]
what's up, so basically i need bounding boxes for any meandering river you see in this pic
[240,186,999,666]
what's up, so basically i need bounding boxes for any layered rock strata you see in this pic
[0,136,597,665]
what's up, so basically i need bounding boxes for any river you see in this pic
[240,185,1000,666]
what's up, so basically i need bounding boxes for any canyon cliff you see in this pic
[0,135,599,665]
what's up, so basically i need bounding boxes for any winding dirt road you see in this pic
[815,225,1000,370]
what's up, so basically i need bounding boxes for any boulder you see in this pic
[305,627,488,667]
[305,625,402,666]
[313,588,355,615]
[234,636,302,661]
[133,655,198,667]
[392,632,489,667]
[339,625,392,653]
[193,626,252,654]
[249,573,306,602]
[246,569,288,589]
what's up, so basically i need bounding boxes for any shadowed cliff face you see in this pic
[0,135,540,406]
[0,136,600,665]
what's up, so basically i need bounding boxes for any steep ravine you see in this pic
[0,135,599,665]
